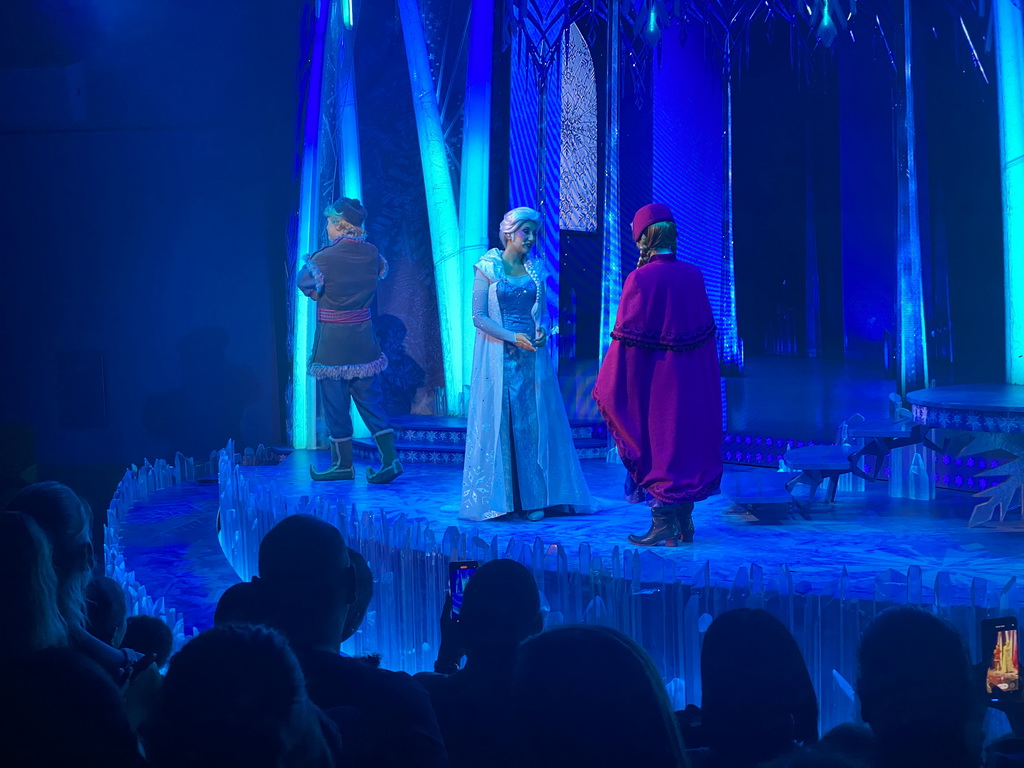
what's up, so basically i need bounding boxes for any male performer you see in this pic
[297,198,402,484]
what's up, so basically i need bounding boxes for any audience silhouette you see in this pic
[121,614,175,670]
[7,481,161,732]
[0,510,67,658]
[214,580,265,628]
[142,624,339,768]
[8,477,1024,768]
[341,549,374,645]
[0,647,144,767]
[417,558,544,767]
[257,514,447,767]
[86,575,129,647]
[8,481,94,633]
[858,606,983,768]
[508,624,688,767]
[694,608,818,767]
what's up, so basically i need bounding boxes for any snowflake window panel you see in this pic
[560,23,598,233]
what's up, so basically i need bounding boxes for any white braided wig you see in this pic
[498,206,541,245]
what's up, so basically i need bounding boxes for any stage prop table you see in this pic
[780,402,939,504]
[907,384,1024,527]
[846,410,944,501]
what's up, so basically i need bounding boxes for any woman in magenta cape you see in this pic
[593,203,722,545]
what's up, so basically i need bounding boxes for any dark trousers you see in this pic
[319,375,390,439]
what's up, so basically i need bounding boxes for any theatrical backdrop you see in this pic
[2,0,1024,736]
[289,0,1010,467]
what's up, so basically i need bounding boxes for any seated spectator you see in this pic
[857,606,983,768]
[0,510,67,658]
[7,482,94,633]
[507,624,687,767]
[121,615,174,670]
[694,608,818,767]
[817,723,875,767]
[341,550,381,667]
[416,558,543,768]
[0,647,144,767]
[86,576,128,648]
[9,482,161,727]
[142,624,339,768]
[986,734,1024,767]
[984,659,1024,753]
[788,750,867,768]
[215,554,378,664]
[214,580,265,628]
[790,724,876,768]
[342,550,373,643]
[257,514,447,767]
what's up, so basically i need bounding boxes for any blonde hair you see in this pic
[7,481,93,632]
[326,217,365,240]
[0,511,69,655]
[498,207,541,246]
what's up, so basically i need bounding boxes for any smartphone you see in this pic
[448,560,479,620]
[982,617,1019,698]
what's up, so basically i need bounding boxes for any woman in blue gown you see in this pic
[459,207,594,521]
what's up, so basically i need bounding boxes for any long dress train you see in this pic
[460,250,594,520]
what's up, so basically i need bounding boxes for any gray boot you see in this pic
[310,437,355,481]
[366,429,403,484]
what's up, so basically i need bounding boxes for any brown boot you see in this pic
[676,503,696,543]
[628,507,681,546]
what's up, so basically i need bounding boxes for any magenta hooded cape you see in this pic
[593,253,723,504]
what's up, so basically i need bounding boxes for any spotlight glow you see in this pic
[459,0,494,395]
[994,0,1024,384]
[396,0,464,414]
[894,0,928,396]
[292,0,330,449]
[600,0,621,362]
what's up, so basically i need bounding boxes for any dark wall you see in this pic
[735,11,1003,383]
[617,55,655,283]
[733,39,809,358]
[838,29,898,371]
[917,2,1005,385]
[0,0,303,508]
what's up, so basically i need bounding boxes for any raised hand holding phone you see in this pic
[448,560,478,620]
[435,560,477,673]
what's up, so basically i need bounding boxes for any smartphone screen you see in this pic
[983,618,1019,697]
[448,560,478,620]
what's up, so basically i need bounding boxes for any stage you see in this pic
[101,433,1024,729]
[10,0,1024,750]
[243,452,1023,595]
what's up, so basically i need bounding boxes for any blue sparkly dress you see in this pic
[496,274,541,511]
[460,250,594,520]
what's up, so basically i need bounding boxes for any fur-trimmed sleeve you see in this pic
[297,255,324,298]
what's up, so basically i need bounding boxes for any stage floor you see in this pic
[119,451,1024,637]
[250,452,1019,596]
